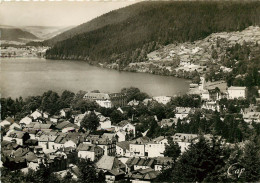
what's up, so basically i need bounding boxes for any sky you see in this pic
[0,1,137,27]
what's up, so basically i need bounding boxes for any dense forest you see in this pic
[46,1,260,67]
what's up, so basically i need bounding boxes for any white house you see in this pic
[74,113,87,127]
[175,107,192,120]
[84,92,112,108]
[152,96,171,105]
[96,100,112,108]
[3,131,30,146]
[145,136,168,158]
[116,130,127,142]
[228,86,247,99]
[43,112,50,119]
[154,157,173,171]
[30,110,42,120]
[201,90,210,101]
[98,115,112,130]
[50,116,60,123]
[77,143,103,161]
[9,122,22,131]
[114,120,136,137]
[129,137,150,157]
[20,116,33,126]
[116,141,131,157]
[60,108,71,118]
[64,140,77,149]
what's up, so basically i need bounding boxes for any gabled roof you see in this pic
[56,121,77,130]
[131,136,150,145]
[8,131,28,139]
[155,157,173,165]
[117,120,133,127]
[116,141,130,150]
[102,133,115,140]
[96,155,125,171]
[108,169,125,176]
[3,117,15,123]
[228,86,247,90]
[14,147,30,157]
[84,92,110,100]
[125,168,160,180]
[126,157,155,167]
[54,134,67,144]
[77,143,101,152]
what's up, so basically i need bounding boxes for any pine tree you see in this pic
[164,136,181,162]
[172,136,226,182]
[239,136,260,182]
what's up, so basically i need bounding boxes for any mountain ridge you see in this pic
[46,1,260,67]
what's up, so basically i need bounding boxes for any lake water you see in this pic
[0,58,190,98]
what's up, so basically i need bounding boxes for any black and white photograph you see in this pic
[1,0,260,182]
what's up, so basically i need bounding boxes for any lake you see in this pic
[0,58,190,98]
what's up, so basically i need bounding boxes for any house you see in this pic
[96,155,126,171]
[172,133,198,153]
[50,115,60,123]
[3,131,30,145]
[23,128,38,140]
[145,136,168,158]
[97,137,116,156]
[105,169,126,182]
[116,141,131,157]
[116,130,127,142]
[9,122,22,131]
[128,99,140,106]
[96,155,126,182]
[175,107,192,120]
[37,131,59,151]
[154,157,173,171]
[243,111,260,123]
[30,110,42,120]
[129,137,150,157]
[201,101,220,112]
[74,113,87,127]
[56,121,79,131]
[60,108,71,118]
[126,157,155,172]
[152,96,171,105]
[201,90,210,101]
[64,140,77,149]
[228,86,247,99]
[158,118,177,128]
[98,116,112,130]
[77,143,103,161]
[43,112,50,119]
[114,120,136,137]
[143,98,153,106]
[125,168,160,183]
[19,116,33,126]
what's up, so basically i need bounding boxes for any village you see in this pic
[122,26,260,79]
[1,76,260,182]
[0,46,48,58]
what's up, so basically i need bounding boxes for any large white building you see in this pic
[152,96,172,105]
[227,86,247,99]
[145,136,168,158]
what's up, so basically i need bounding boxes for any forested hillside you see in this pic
[46,1,260,67]
[43,4,149,45]
[0,27,39,42]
